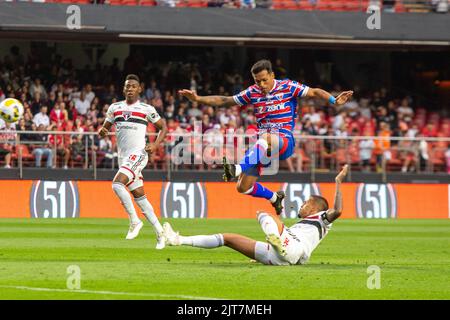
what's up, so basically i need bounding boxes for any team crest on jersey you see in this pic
[122,111,132,120]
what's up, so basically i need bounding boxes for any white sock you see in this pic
[235,165,242,177]
[269,193,278,203]
[257,212,280,236]
[112,182,140,224]
[134,195,163,235]
[243,186,254,195]
[180,234,224,248]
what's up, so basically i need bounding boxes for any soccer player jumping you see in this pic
[99,74,168,249]
[179,60,353,215]
[163,165,348,266]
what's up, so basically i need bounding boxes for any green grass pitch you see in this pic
[0,218,449,300]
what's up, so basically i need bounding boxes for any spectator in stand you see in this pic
[84,84,96,104]
[47,91,57,109]
[422,122,438,137]
[33,105,50,128]
[48,124,70,169]
[50,102,67,128]
[374,121,392,172]
[30,91,45,115]
[397,98,414,123]
[86,103,99,124]
[29,78,47,100]
[303,105,321,126]
[359,128,375,172]
[417,134,429,172]
[0,121,15,168]
[98,135,115,168]
[74,91,90,117]
[375,106,392,132]
[70,134,87,169]
[332,109,346,133]
[32,124,53,168]
[103,84,119,104]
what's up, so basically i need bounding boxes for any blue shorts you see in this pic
[245,135,295,177]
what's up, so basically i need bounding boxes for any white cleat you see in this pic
[155,233,166,250]
[163,222,181,246]
[266,234,287,257]
[126,221,143,240]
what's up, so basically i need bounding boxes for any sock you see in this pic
[112,182,140,224]
[239,139,270,174]
[134,195,163,235]
[180,234,224,248]
[235,165,242,177]
[244,183,275,201]
[258,212,280,236]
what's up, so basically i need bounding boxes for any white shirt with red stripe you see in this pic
[105,100,161,157]
[283,211,332,264]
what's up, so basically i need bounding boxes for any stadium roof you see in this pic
[0,3,449,49]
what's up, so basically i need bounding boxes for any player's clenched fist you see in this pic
[98,127,109,138]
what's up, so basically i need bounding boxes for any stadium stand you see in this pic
[3,0,448,13]
[0,44,448,173]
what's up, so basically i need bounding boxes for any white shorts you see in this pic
[118,152,148,191]
[254,226,308,266]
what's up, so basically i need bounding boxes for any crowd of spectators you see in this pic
[9,0,447,13]
[0,45,449,173]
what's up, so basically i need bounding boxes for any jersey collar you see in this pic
[268,79,279,95]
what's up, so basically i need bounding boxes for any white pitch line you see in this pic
[0,285,223,300]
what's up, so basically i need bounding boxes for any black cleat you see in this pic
[222,157,236,182]
[272,191,285,215]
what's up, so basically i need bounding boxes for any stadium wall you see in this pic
[0,180,448,219]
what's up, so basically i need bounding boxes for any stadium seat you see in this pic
[139,0,157,5]
[121,0,139,5]
[11,145,34,167]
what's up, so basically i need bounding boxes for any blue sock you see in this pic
[239,140,270,174]
[248,183,275,201]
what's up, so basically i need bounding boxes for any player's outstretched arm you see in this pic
[306,88,353,106]
[178,89,236,107]
[98,121,112,138]
[325,164,348,223]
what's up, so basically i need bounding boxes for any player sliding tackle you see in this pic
[163,165,348,265]
[99,74,168,249]
[179,60,352,215]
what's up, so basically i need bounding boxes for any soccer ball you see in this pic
[0,98,24,123]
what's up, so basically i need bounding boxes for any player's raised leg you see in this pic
[223,133,286,214]
[256,211,286,256]
[163,222,256,259]
[111,171,143,240]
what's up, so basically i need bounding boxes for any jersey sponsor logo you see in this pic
[29,181,80,218]
[281,183,321,219]
[356,183,397,218]
[160,182,207,219]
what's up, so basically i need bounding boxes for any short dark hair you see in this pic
[311,195,329,212]
[125,74,140,83]
[251,59,273,75]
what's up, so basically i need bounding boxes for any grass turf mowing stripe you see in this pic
[0,285,224,300]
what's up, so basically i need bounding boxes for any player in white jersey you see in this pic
[99,74,168,249]
[163,165,348,265]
